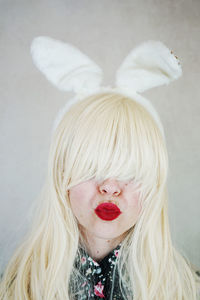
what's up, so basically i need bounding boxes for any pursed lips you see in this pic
[94,202,122,221]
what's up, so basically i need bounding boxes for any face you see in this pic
[69,177,142,241]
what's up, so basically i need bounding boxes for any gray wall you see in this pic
[0,0,200,271]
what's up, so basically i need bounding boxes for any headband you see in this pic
[30,36,182,138]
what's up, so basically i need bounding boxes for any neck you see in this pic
[79,228,125,262]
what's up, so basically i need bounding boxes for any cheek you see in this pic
[68,192,86,222]
[68,189,83,217]
[69,181,97,203]
[68,183,95,218]
[127,191,142,216]
[69,189,82,204]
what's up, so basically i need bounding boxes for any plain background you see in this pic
[0,0,199,272]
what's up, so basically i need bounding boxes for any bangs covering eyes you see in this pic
[51,92,168,195]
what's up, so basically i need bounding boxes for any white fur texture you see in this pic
[116,40,182,93]
[31,36,182,138]
[31,36,103,94]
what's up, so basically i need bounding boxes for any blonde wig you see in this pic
[0,92,199,300]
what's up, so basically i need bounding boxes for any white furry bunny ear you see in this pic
[115,40,182,93]
[30,36,103,94]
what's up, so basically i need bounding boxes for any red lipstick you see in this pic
[94,203,121,221]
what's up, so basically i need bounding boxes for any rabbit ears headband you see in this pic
[31,36,182,138]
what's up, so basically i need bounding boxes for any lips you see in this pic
[94,202,122,221]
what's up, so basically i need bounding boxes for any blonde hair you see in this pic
[0,92,199,299]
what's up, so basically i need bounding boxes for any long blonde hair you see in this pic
[0,92,199,299]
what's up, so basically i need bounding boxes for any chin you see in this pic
[88,223,128,240]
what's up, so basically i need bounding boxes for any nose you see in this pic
[99,178,121,197]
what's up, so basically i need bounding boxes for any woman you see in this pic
[0,37,199,299]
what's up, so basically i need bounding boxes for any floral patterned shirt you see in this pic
[69,243,132,300]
